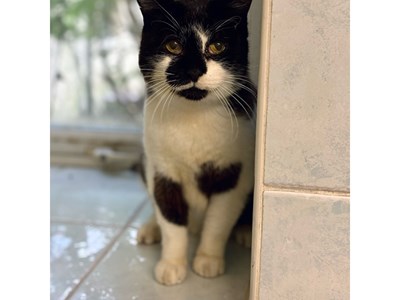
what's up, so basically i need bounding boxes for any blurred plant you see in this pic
[50,0,143,118]
[50,0,129,39]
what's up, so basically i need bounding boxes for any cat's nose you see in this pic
[187,69,204,82]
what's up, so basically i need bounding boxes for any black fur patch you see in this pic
[154,173,188,226]
[236,192,253,225]
[196,161,242,199]
[177,87,208,100]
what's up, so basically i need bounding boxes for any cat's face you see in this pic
[138,0,252,102]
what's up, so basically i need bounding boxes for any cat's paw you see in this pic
[155,259,187,286]
[193,254,225,278]
[233,224,252,248]
[137,223,161,245]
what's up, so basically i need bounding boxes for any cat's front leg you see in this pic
[193,189,248,278]
[153,173,189,285]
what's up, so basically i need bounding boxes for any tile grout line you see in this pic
[50,219,126,229]
[63,199,148,300]
[263,185,350,197]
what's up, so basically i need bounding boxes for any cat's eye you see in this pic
[208,42,226,55]
[165,40,183,55]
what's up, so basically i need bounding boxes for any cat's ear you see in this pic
[137,0,158,13]
[227,0,253,14]
[137,0,171,14]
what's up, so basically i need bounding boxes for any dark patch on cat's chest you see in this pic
[154,173,188,226]
[196,161,242,199]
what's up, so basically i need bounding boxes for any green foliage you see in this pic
[50,0,118,40]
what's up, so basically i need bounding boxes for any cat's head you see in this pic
[137,0,253,102]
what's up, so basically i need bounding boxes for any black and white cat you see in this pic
[136,0,256,286]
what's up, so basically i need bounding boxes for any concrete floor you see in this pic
[51,167,251,300]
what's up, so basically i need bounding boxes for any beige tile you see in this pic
[51,167,147,225]
[264,0,350,190]
[70,228,251,300]
[259,191,349,300]
[51,224,118,300]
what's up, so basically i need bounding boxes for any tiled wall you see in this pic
[252,0,349,298]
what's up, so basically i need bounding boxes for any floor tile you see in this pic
[51,167,147,225]
[264,0,349,191]
[259,191,349,300]
[130,201,153,228]
[51,223,119,300]
[70,228,251,300]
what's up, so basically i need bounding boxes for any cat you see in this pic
[136,0,256,286]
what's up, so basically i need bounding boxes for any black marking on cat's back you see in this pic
[196,161,242,199]
[154,173,188,226]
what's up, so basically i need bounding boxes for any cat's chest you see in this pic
[143,96,241,165]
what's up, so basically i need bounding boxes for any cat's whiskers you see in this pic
[146,75,174,86]
[213,88,231,119]
[145,83,172,110]
[150,83,172,126]
[219,84,255,120]
[225,89,253,120]
[146,81,169,95]
[158,89,170,124]
[214,89,234,134]
[142,73,169,77]
[221,76,256,109]
[161,84,177,123]
[224,97,240,140]
[154,0,180,30]
[145,84,172,108]
[142,74,174,81]
[144,79,167,87]
[141,69,174,77]
[159,81,178,123]
[212,16,242,33]
[148,79,179,125]
[166,87,175,117]
[225,77,257,97]
[230,82,256,98]
[145,80,170,90]
[151,20,177,33]
[136,77,171,119]
[212,90,232,120]
[227,84,256,116]
[214,88,239,140]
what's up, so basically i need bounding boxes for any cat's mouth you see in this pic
[177,87,208,101]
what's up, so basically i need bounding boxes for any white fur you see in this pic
[139,28,255,285]
[154,206,188,285]
[195,28,208,52]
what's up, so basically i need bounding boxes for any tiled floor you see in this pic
[51,167,251,300]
